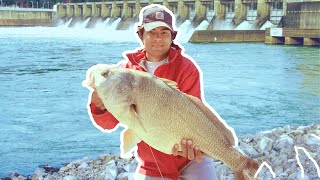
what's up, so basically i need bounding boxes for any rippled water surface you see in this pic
[0,27,319,176]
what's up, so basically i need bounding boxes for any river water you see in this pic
[0,25,319,176]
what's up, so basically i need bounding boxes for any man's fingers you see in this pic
[187,140,195,160]
[91,91,106,110]
[194,146,203,163]
[181,139,188,157]
[172,144,179,156]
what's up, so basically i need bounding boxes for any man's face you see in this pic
[142,26,172,61]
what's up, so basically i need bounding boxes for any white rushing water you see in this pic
[235,20,256,30]
[260,20,277,30]
[195,20,209,30]
[0,17,277,45]
[0,18,203,43]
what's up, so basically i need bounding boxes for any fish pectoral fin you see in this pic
[121,129,141,156]
[129,104,147,133]
[159,78,180,91]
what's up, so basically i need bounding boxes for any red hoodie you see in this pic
[90,44,202,180]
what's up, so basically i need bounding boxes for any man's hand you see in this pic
[172,139,203,163]
[91,90,106,110]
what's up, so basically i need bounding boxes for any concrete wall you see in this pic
[189,30,265,42]
[0,9,54,26]
[284,1,320,29]
[265,28,320,46]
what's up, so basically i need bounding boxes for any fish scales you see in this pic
[85,65,259,180]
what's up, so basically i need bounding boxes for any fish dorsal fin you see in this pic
[121,129,141,157]
[184,94,235,146]
[159,78,180,91]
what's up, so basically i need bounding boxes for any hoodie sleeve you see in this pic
[88,60,130,130]
[90,103,119,130]
[178,64,202,100]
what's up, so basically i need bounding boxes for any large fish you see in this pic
[83,64,259,180]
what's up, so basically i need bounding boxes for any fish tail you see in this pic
[234,157,259,180]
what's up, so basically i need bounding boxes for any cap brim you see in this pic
[143,21,173,31]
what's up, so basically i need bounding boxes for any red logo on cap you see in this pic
[155,12,164,20]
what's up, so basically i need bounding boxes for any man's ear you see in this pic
[137,26,144,41]
[171,31,177,41]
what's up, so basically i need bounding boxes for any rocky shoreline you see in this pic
[2,123,319,180]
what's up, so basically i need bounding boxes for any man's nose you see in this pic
[153,33,162,41]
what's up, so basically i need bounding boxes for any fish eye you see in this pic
[101,70,109,77]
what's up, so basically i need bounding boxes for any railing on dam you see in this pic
[0,6,55,26]
[0,7,54,12]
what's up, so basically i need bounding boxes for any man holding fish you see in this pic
[88,4,218,180]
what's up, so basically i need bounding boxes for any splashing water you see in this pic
[195,20,209,30]
[235,20,256,30]
[260,21,277,30]
[0,18,210,43]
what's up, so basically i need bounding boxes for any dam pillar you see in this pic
[233,0,247,26]
[111,1,120,18]
[83,3,91,18]
[195,0,206,20]
[66,4,73,18]
[57,4,66,18]
[257,0,270,26]
[163,0,169,9]
[74,4,81,17]
[122,1,131,18]
[214,0,226,20]
[117,0,133,30]
[91,3,99,17]
[149,0,153,5]
[304,38,320,46]
[135,0,141,18]
[177,0,188,22]
[101,2,109,18]
[282,0,287,16]
[193,0,206,26]
[285,37,303,45]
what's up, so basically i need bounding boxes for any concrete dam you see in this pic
[54,0,284,30]
[1,0,319,45]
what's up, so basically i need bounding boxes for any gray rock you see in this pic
[239,142,260,158]
[274,166,283,175]
[278,172,289,178]
[18,123,320,180]
[216,164,231,177]
[241,136,254,144]
[94,160,103,165]
[66,163,76,169]
[212,161,222,169]
[305,134,320,146]
[273,135,294,151]
[104,160,117,180]
[59,166,69,172]
[129,160,138,172]
[257,136,273,152]
[117,172,129,180]
[78,162,89,169]
[284,125,292,132]
[63,176,77,180]
[254,130,274,142]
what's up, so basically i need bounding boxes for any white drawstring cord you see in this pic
[149,145,165,180]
